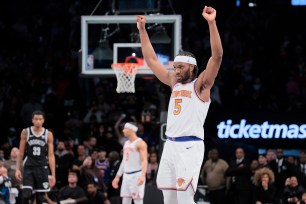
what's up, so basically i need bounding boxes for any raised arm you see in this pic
[15,129,27,181]
[196,6,223,101]
[48,131,56,187]
[114,114,125,142]
[137,16,176,87]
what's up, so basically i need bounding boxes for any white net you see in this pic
[112,63,138,93]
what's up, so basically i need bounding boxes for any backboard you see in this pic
[80,15,181,76]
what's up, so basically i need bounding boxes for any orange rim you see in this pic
[111,63,139,69]
[112,63,139,75]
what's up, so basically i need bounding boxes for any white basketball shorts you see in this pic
[121,171,146,200]
[156,139,204,192]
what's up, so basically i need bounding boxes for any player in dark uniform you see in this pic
[15,110,56,204]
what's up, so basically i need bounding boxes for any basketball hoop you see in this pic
[111,63,139,93]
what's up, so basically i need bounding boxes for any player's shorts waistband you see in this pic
[167,136,202,142]
[124,170,142,174]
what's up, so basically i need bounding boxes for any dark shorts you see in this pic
[22,166,50,192]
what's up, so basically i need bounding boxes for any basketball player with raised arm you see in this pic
[112,122,148,204]
[137,5,223,204]
[15,110,56,204]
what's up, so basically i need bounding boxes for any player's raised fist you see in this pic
[137,16,146,30]
[202,6,217,23]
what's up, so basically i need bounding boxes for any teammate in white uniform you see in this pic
[137,5,223,204]
[112,122,148,204]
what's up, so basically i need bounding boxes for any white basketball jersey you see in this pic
[165,79,211,140]
[123,138,142,173]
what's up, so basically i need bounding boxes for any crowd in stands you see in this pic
[201,147,306,204]
[1,141,306,203]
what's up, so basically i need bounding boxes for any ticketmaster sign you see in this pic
[217,119,306,139]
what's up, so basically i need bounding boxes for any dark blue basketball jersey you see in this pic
[24,127,48,167]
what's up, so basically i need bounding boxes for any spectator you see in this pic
[90,148,98,161]
[55,141,74,189]
[281,176,304,204]
[80,156,106,193]
[253,167,277,204]
[258,155,269,169]
[287,156,297,166]
[86,183,110,204]
[0,166,11,204]
[250,159,259,185]
[95,149,110,184]
[146,151,159,185]
[201,148,229,204]
[71,144,87,185]
[58,171,88,204]
[275,148,290,191]
[4,148,20,189]
[266,149,278,182]
[251,159,259,173]
[107,151,122,204]
[225,147,253,204]
[3,147,21,204]
[87,136,97,156]
[291,150,306,189]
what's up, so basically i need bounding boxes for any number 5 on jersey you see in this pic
[173,99,182,115]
